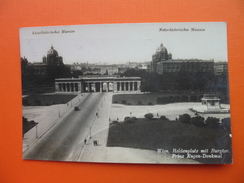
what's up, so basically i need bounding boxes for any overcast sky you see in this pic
[20,22,227,64]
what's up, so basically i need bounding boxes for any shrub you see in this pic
[222,117,231,132]
[190,96,198,102]
[124,116,131,121]
[126,120,135,124]
[137,101,142,105]
[112,121,119,124]
[35,100,41,106]
[156,97,169,104]
[205,117,220,128]
[22,117,28,123]
[22,99,29,106]
[148,102,153,105]
[113,101,118,104]
[174,96,181,102]
[131,116,138,121]
[169,96,175,103]
[30,120,36,124]
[160,116,169,121]
[124,117,135,123]
[179,113,191,123]
[144,113,153,120]
[190,116,205,127]
[181,96,188,102]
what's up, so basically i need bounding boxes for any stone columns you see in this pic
[55,83,59,92]
[87,82,90,92]
[94,82,96,92]
[106,82,108,92]
[117,82,120,91]
[62,83,64,92]
[71,83,73,92]
[59,83,62,92]
[100,82,102,92]
[113,82,117,92]
[68,83,70,92]
[78,82,82,92]
[137,81,141,91]
[121,82,124,91]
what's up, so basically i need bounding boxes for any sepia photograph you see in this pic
[20,22,232,164]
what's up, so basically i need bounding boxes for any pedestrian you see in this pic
[84,139,87,145]
[93,140,96,146]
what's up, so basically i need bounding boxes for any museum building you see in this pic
[150,43,214,74]
[21,45,64,77]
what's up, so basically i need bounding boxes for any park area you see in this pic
[22,93,77,106]
[108,93,231,164]
[107,117,232,164]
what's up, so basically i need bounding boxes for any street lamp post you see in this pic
[89,127,92,139]
[35,125,38,138]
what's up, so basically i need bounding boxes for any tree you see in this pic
[179,113,191,123]
[124,116,135,123]
[144,113,153,120]
[176,70,191,91]
[222,117,231,133]
[121,68,137,77]
[160,116,169,121]
[205,117,220,128]
[190,116,205,127]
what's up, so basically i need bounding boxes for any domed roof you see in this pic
[47,45,58,56]
[156,43,168,53]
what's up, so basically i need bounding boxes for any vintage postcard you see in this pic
[20,22,232,164]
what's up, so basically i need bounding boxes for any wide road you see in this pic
[23,92,105,161]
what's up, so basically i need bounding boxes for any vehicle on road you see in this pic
[74,107,80,111]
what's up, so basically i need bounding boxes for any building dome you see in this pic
[156,43,168,53]
[47,45,59,57]
[152,43,169,62]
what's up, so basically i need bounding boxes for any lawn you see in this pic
[107,118,232,164]
[22,117,38,136]
[22,94,77,106]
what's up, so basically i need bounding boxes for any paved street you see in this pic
[23,92,105,161]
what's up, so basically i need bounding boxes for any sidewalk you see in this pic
[78,92,112,162]
[22,93,88,152]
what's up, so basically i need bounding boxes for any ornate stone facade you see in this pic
[151,43,214,74]
[55,76,141,93]
[43,45,63,66]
